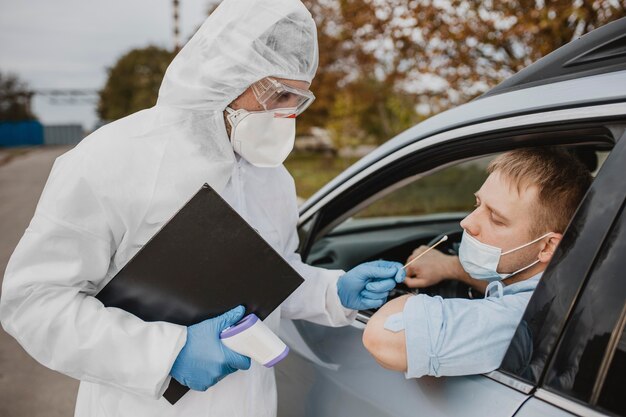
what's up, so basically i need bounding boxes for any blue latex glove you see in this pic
[170,306,251,391]
[337,260,406,310]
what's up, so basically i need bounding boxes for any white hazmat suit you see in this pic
[0,0,356,415]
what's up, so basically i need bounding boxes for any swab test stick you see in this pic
[402,235,448,270]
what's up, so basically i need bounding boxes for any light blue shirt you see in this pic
[384,273,542,378]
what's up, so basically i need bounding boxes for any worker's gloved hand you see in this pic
[337,260,406,310]
[170,306,251,391]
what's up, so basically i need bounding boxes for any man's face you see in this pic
[459,171,543,274]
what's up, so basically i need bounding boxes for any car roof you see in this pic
[300,18,626,215]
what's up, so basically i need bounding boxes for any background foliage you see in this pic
[91,2,626,210]
[97,46,175,121]
[301,0,625,143]
[0,72,37,122]
[97,1,626,145]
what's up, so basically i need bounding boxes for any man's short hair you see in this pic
[487,147,593,235]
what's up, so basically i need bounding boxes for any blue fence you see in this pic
[0,121,44,147]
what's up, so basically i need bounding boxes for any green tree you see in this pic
[327,76,424,147]
[97,46,175,121]
[0,71,36,121]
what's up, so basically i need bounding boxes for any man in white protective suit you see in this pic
[0,0,406,416]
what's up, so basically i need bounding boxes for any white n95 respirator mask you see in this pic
[458,230,553,282]
[225,107,297,168]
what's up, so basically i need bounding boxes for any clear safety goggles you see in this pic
[251,77,315,117]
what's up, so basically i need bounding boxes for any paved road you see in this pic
[0,146,78,417]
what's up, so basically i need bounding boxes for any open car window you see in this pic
[305,156,497,301]
[350,156,492,220]
[346,147,610,224]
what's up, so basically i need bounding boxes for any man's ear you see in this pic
[538,233,563,264]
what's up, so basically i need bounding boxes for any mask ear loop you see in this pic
[501,232,554,255]
[499,232,554,280]
[501,259,541,280]
[225,106,251,136]
[224,106,236,129]
[224,106,244,149]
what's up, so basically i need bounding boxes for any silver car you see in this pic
[276,17,626,417]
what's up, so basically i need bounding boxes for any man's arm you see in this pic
[363,291,533,378]
[404,247,488,294]
[362,295,411,371]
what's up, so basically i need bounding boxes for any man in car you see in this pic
[362,147,592,377]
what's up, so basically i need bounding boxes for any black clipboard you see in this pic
[96,183,305,403]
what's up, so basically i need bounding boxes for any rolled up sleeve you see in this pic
[401,292,531,378]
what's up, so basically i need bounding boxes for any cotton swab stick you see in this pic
[402,235,448,270]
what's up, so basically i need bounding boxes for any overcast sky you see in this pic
[0,0,218,130]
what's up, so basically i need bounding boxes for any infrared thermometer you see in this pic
[219,314,289,367]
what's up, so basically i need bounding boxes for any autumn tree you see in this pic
[97,46,175,121]
[97,2,625,145]
[300,0,418,145]
[302,0,625,146]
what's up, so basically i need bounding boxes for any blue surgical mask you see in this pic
[458,230,553,282]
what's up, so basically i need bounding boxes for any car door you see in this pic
[276,110,623,416]
[276,162,528,417]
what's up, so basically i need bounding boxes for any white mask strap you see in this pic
[503,258,541,279]
[502,232,553,256]
[225,107,247,133]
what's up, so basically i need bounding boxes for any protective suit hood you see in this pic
[68,0,320,229]
[157,0,319,111]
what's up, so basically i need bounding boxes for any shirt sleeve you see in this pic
[399,292,533,378]
[0,150,186,399]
